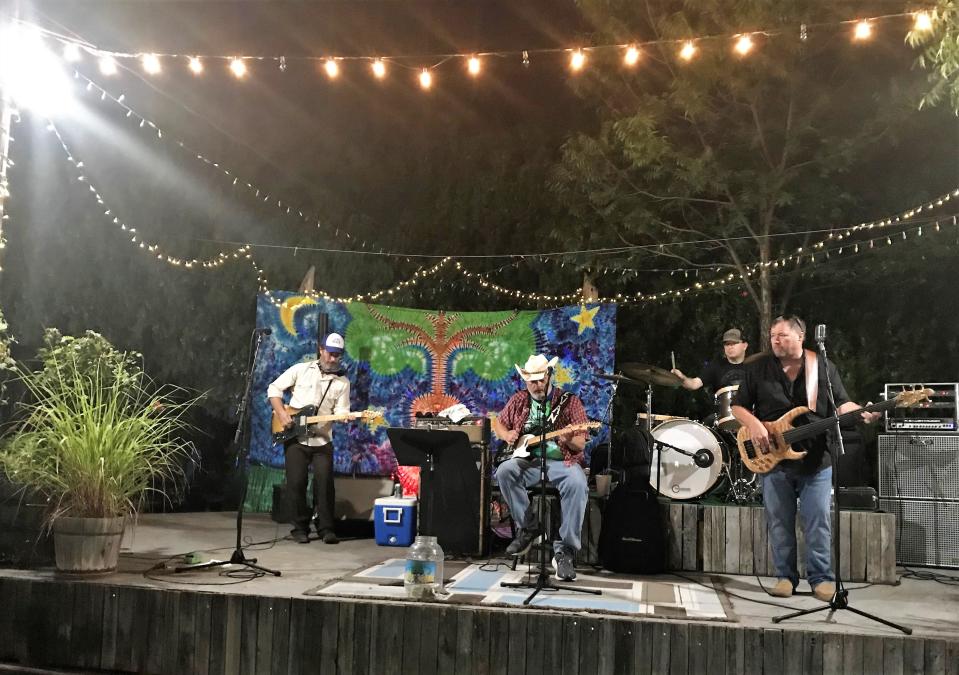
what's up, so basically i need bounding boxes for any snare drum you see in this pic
[714,385,741,432]
[649,419,726,500]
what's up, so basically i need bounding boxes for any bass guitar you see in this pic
[735,388,932,474]
[495,421,601,466]
[271,405,383,444]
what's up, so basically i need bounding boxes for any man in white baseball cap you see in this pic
[268,332,350,544]
[491,353,591,581]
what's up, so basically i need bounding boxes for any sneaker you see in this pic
[505,527,541,556]
[319,529,339,545]
[553,550,576,581]
[813,582,836,602]
[291,530,310,544]
[767,578,794,597]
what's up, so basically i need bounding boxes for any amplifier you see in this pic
[878,498,959,569]
[412,417,487,444]
[884,383,958,433]
[878,434,959,501]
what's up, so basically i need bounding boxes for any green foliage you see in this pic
[907,1,959,114]
[0,308,16,404]
[0,336,199,523]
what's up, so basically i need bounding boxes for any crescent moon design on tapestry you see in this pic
[279,296,317,336]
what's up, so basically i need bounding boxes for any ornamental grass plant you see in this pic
[0,331,198,525]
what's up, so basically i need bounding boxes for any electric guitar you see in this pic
[495,421,602,465]
[271,405,383,444]
[735,388,932,474]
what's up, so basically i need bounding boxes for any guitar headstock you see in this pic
[359,409,385,423]
[894,387,933,408]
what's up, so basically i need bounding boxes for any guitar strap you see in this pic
[803,349,819,412]
[545,391,572,429]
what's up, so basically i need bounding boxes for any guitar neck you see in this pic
[525,425,589,448]
[781,398,896,445]
[304,412,358,425]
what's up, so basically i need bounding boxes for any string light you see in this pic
[188,56,203,74]
[418,69,432,90]
[229,57,247,78]
[62,42,82,62]
[853,20,873,41]
[623,46,641,67]
[913,12,933,32]
[679,41,697,61]
[734,35,754,56]
[98,56,117,76]
[467,56,481,76]
[324,58,339,79]
[569,49,586,71]
[371,59,386,79]
[141,53,161,75]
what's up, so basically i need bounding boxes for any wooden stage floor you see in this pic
[1,511,957,674]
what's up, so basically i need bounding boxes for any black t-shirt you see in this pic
[732,353,851,474]
[700,359,746,394]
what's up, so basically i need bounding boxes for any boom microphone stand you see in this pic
[772,325,908,634]
[501,376,601,605]
[176,328,281,577]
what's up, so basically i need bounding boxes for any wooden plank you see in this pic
[417,603,440,675]
[702,507,716,573]
[724,506,740,574]
[319,600,340,675]
[239,594,259,675]
[842,633,864,675]
[253,597,275,675]
[822,632,843,675]
[739,508,754,575]
[783,629,803,675]
[752,507,767,577]
[222,594,244,675]
[743,629,763,675]
[336,601,355,675]
[266,597,289,675]
[705,624,726,675]
[0,579,13,662]
[866,511,883,583]
[72,582,104,670]
[611,619,638,675]
[579,617,601,674]
[379,603,406,675]
[925,638,947,675]
[506,610,528,673]
[883,636,905,675]
[469,608,491,675]
[762,628,783,675]
[839,511,852,581]
[687,623,709,675]
[161,591,183,675]
[903,638,925,675]
[541,614,564,674]
[850,512,867,582]
[651,622,671,674]
[454,607,473,674]
[436,607,459,672]
[486,608,508,674]
[669,623,688,675]
[351,602,372,675]
[100,585,120,671]
[527,613,549,675]
[560,615,581,675]
[682,504,698,571]
[176,591,198,675]
[143,589,167,674]
[717,508,730,574]
[879,512,897,584]
[863,636,884,675]
[207,593,229,675]
[669,504,683,570]
[11,579,33,665]
[802,631,823,674]
[946,639,959,675]
[724,626,744,675]
[194,592,213,675]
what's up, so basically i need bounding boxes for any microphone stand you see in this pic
[772,332,908,633]
[177,329,281,577]
[501,379,600,605]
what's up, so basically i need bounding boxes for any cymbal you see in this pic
[618,362,683,388]
[596,372,640,384]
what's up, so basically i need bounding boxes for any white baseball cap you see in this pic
[322,332,345,354]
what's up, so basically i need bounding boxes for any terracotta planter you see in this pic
[53,515,125,574]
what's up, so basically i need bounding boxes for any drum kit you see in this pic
[598,362,761,504]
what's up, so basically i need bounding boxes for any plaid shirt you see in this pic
[498,388,589,466]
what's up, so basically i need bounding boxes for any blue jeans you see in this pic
[495,457,588,555]
[762,466,834,588]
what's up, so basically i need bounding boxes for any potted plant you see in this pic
[0,330,197,574]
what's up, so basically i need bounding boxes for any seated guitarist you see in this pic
[492,353,589,581]
[731,315,879,601]
[268,333,350,545]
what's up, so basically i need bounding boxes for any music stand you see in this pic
[386,428,480,553]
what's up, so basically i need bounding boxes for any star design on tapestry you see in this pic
[570,303,600,335]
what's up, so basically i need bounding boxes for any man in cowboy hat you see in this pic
[491,353,590,581]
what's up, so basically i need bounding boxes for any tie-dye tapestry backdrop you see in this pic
[244,293,617,511]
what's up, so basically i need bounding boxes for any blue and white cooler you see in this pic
[373,497,417,547]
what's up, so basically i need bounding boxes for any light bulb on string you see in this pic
[229,58,247,78]
[371,59,386,79]
[569,49,586,71]
[98,56,118,76]
[853,20,872,41]
[324,58,339,79]
[188,56,203,74]
[141,53,161,75]
[418,68,432,89]
[623,45,640,66]
[62,42,82,62]
[679,41,697,61]
[467,56,481,75]
[913,12,933,32]
[734,35,754,56]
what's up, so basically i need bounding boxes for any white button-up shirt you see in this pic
[267,361,351,446]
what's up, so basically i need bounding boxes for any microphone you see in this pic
[693,449,714,468]
[255,327,272,335]
[814,324,827,343]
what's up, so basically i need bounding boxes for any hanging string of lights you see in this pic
[15,10,936,88]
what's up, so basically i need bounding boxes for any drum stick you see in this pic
[670,351,676,370]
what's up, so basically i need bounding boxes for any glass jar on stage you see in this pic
[404,535,445,599]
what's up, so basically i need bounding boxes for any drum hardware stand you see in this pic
[501,384,601,605]
[772,325,910,635]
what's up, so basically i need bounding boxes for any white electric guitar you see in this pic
[496,421,601,465]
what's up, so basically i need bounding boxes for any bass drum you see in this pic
[649,419,726,500]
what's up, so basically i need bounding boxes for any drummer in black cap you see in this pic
[671,328,749,395]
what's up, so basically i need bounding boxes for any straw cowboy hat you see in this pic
[515,354,559,382]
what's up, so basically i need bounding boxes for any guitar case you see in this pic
[598,481,665,574]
